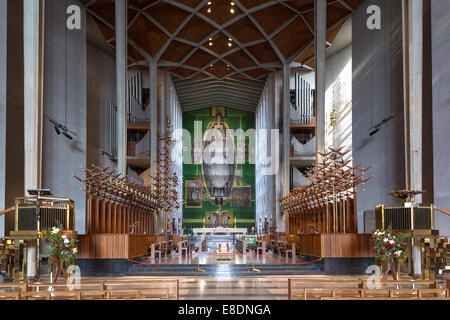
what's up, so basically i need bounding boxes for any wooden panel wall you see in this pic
[286,233,375,258]
[288,198,357,235]
[87,197,154,235]
[319,233,375,258]
[77,234,129,259]
[78,234,158,259]
[128,235,157,258]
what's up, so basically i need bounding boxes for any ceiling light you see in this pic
[62,132,74,140]
[209,37,213,41]
[210,64,213,67]
[230,8,235,14]
[209,42,213,46]
[48,117,77,140]
[231,2,235,5]
[227,42,232,47]
[208,1,212,4]
[207,7,211,13]
[228,38,232,41]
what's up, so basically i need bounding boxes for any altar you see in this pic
[192,227,248,235]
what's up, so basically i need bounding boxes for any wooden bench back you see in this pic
[0,279,179,300]
[288,278,441,300]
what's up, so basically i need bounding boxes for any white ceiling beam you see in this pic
[174,79,265,91]
[179,93,258,104]
[182,103,256,113]
[177,87,263,99]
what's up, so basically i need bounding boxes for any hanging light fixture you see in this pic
[47,116,77,140]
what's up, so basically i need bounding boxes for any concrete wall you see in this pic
[352,0,406,232]
[431,0,450,236]
[255,74,277,233]
[325,45,352,159]
[86,42,117,170]
[42,0,87,233]
[273,70,285,232]
[0,0,7,234]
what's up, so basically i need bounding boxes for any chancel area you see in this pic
[0,0,450,301]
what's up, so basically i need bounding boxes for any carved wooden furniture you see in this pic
[75,165,161,235]
[281,147,372,234]
[288,278,445,300]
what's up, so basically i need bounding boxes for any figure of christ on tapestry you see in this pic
[205,210,233,228]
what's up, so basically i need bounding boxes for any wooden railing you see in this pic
[0,207,14,217]
[77,234,186,259]
[268,233,375,258]
[0,279,179,300]
[288,279,442,300]
[87,197,154,235]
[435,206,450,216]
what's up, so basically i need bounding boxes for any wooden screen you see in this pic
[288,197,357,235]
[86,197,154,235]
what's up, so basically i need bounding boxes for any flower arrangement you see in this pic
[42,221,78,267]
[373,226,411,265]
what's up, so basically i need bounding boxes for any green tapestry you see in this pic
[182,107,255,234]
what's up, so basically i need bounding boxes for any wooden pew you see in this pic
[321,288,449,300]
[281,242,296,260]
[256,241,266,255]
[288,278,442,300]
[0,279,180,300]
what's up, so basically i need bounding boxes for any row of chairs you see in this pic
[148,240,188,259]
[256,240,297,259]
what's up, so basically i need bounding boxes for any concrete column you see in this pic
[403,0,423,200]
[274,71,282,231]
[403,0,423,278]
[42,0,87,234]
[115,0,127,176]
[315,0,326,159]
[0,0,7,235]
[23,0,44,193]
[148,61,160,233]
[282,64,290,233]
[149,61,158,175]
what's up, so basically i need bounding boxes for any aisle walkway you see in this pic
[31,274,374,300]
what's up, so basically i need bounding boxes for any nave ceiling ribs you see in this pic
[83,0,360,77]
[82,0,360,109]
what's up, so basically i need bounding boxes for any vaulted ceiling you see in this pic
[172,77,266,112]
[82,0,361,80]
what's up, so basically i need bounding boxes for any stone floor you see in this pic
[34,274,375,300]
